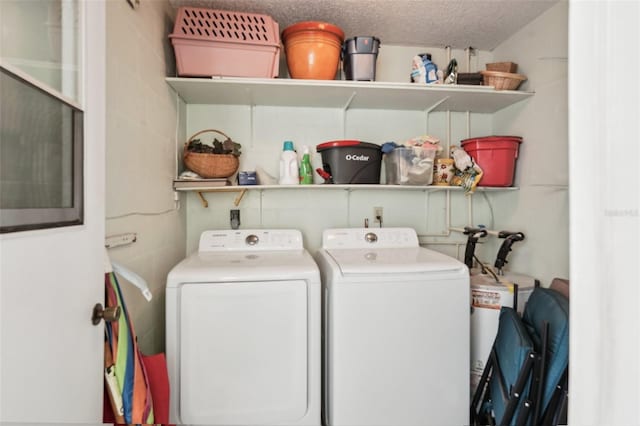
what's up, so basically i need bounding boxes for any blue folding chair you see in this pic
[522,287,569,424]
[471,287,569,426]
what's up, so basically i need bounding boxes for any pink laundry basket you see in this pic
[169,7,281,78]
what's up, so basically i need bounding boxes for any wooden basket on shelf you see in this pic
[183,129,240,178]
[485,62,518,73]
[480,70,527,91]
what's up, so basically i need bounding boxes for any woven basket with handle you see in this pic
[183,129,240,178]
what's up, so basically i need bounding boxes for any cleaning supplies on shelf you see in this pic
[444,58,458,84]
[299,146,314,184]
[410,53,438,84]
[279,140,300,185]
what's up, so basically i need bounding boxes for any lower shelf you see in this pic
[173,181,519,192]
[174,181,518,207]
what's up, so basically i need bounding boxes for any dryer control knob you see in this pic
[364,232,378,243]
[245,234,259,245]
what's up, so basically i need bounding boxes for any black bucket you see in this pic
[316,140,382,184]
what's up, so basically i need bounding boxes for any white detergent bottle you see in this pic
[279,141,300,185]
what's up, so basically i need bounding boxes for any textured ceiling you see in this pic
[168,0,558,50]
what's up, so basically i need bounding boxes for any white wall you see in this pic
[569,1,640,423]
[105,0,186,355]
[479,2,569,285]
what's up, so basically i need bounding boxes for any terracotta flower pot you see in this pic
[281,21,344,80]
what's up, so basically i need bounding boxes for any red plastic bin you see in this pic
[169,7,280,78]
[461,136,522,187]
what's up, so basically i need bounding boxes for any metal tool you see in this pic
[494,231,526,274]
[463,226,488,269]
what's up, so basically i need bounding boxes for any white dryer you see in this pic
[315,228,469,426]
[166,229,321,425]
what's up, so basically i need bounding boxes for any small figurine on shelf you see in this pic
[450,145,483,194]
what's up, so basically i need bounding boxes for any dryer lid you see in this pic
[325,247,465,275]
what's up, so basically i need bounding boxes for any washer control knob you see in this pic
[245,234,259,246]
[364,232,378,243]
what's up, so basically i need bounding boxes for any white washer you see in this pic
[166,229,321,425]
[315,228,469,426]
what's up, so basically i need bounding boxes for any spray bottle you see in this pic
[299,146,313,184]
[279,141,300,185]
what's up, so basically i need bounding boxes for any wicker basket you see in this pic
[480,71,527,91]
[183,129,240,178]
[486,62,518,73]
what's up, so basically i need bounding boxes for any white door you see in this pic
[569,0,640,423]
[0,1,106,422]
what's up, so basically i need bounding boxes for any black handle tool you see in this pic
[463,226,488,269]
[494,231,525,273]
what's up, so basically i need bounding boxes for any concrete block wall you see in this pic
[105,0,186,355]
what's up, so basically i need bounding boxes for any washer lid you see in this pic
[326,246,465,275]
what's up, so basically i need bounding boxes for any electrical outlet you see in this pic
[374,207,383,225]
[230,209,240,230]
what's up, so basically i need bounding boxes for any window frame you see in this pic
[0,63,84,234]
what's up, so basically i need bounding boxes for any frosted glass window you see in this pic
[0,0,80,101]
[0,0,83,233]
[0,66,83,233]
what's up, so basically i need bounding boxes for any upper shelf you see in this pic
[166,77,533,113]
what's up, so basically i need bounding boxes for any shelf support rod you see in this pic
[465,46,475,72]
[246,86,255,147]
[342,91,357,138]
[424,96,449,115]
[250,104,255,148]
[420,103,453,237]
[447,110,452,151]
[423,96,450,132]
[343,91,356,111]
[418,189,454,237]
[259,189,264,226]
[233,189,247,206]
[197,191,208,208]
